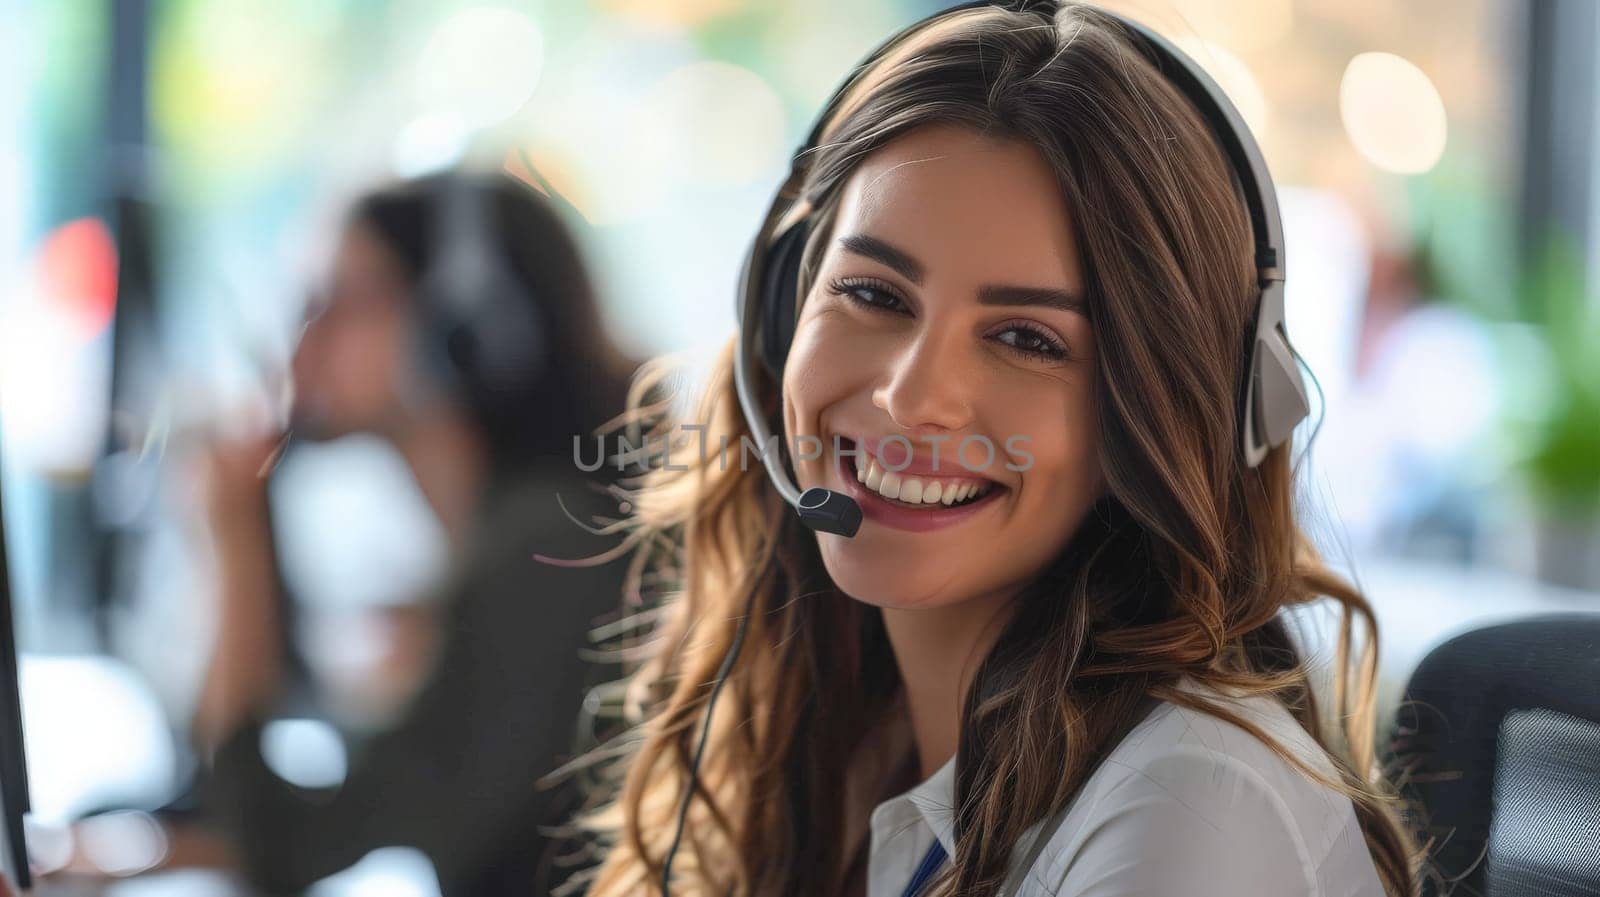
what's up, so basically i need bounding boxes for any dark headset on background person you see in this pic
[412,171,551,419]
[661,2,1313,893]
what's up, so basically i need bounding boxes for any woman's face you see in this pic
[290,222,417,440]
[783,123,1105,611]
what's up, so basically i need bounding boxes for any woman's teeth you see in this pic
[855,456,994,507]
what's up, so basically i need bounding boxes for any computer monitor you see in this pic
[0,441,33,890]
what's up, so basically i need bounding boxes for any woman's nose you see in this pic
[870,326,973,432]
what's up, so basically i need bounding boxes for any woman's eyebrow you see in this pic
[976,284,1085,315]
[838,233,924,284]
[837,233,1085,314]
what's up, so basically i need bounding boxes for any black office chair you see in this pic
[1387,613,1600,897]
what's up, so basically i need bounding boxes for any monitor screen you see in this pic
[0,443,32,891]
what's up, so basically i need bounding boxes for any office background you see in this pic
[1,0,1597,894]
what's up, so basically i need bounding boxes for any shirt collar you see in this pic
[907,753,959,856]
[870,752,959,859]
[867,681,1196,888]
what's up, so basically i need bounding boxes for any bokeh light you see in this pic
[35,216,116,338]
[415,7,545,131]
[637,61,787,188]
[1340,51,1449,175]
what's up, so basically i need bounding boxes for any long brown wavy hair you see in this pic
[549,3,1425,895]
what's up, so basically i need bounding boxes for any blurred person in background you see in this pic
[174,170,637,895]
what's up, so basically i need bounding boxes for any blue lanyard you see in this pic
[900,838,949,897]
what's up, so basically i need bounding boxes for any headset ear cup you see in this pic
[419,175,552,411]
[758,220,810,381]
[1243,322,1310,467]
[1255,326,1308,440]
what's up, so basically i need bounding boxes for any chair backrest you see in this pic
[1387,613,1600,897]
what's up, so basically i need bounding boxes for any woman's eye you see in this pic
[824,277,1070,362]
[826,276,907,313]
[992,324,1069,362]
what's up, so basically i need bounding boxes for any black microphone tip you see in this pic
[796,487,862,537]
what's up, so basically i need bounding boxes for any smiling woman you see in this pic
[553,3,1424,897]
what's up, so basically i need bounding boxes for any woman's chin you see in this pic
[821,560,971,611]
[855,594,965,612]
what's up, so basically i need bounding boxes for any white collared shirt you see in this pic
[865,677,1388,897]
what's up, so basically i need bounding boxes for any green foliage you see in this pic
[1518,233,1600,510]
[1406,156,1599,513]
